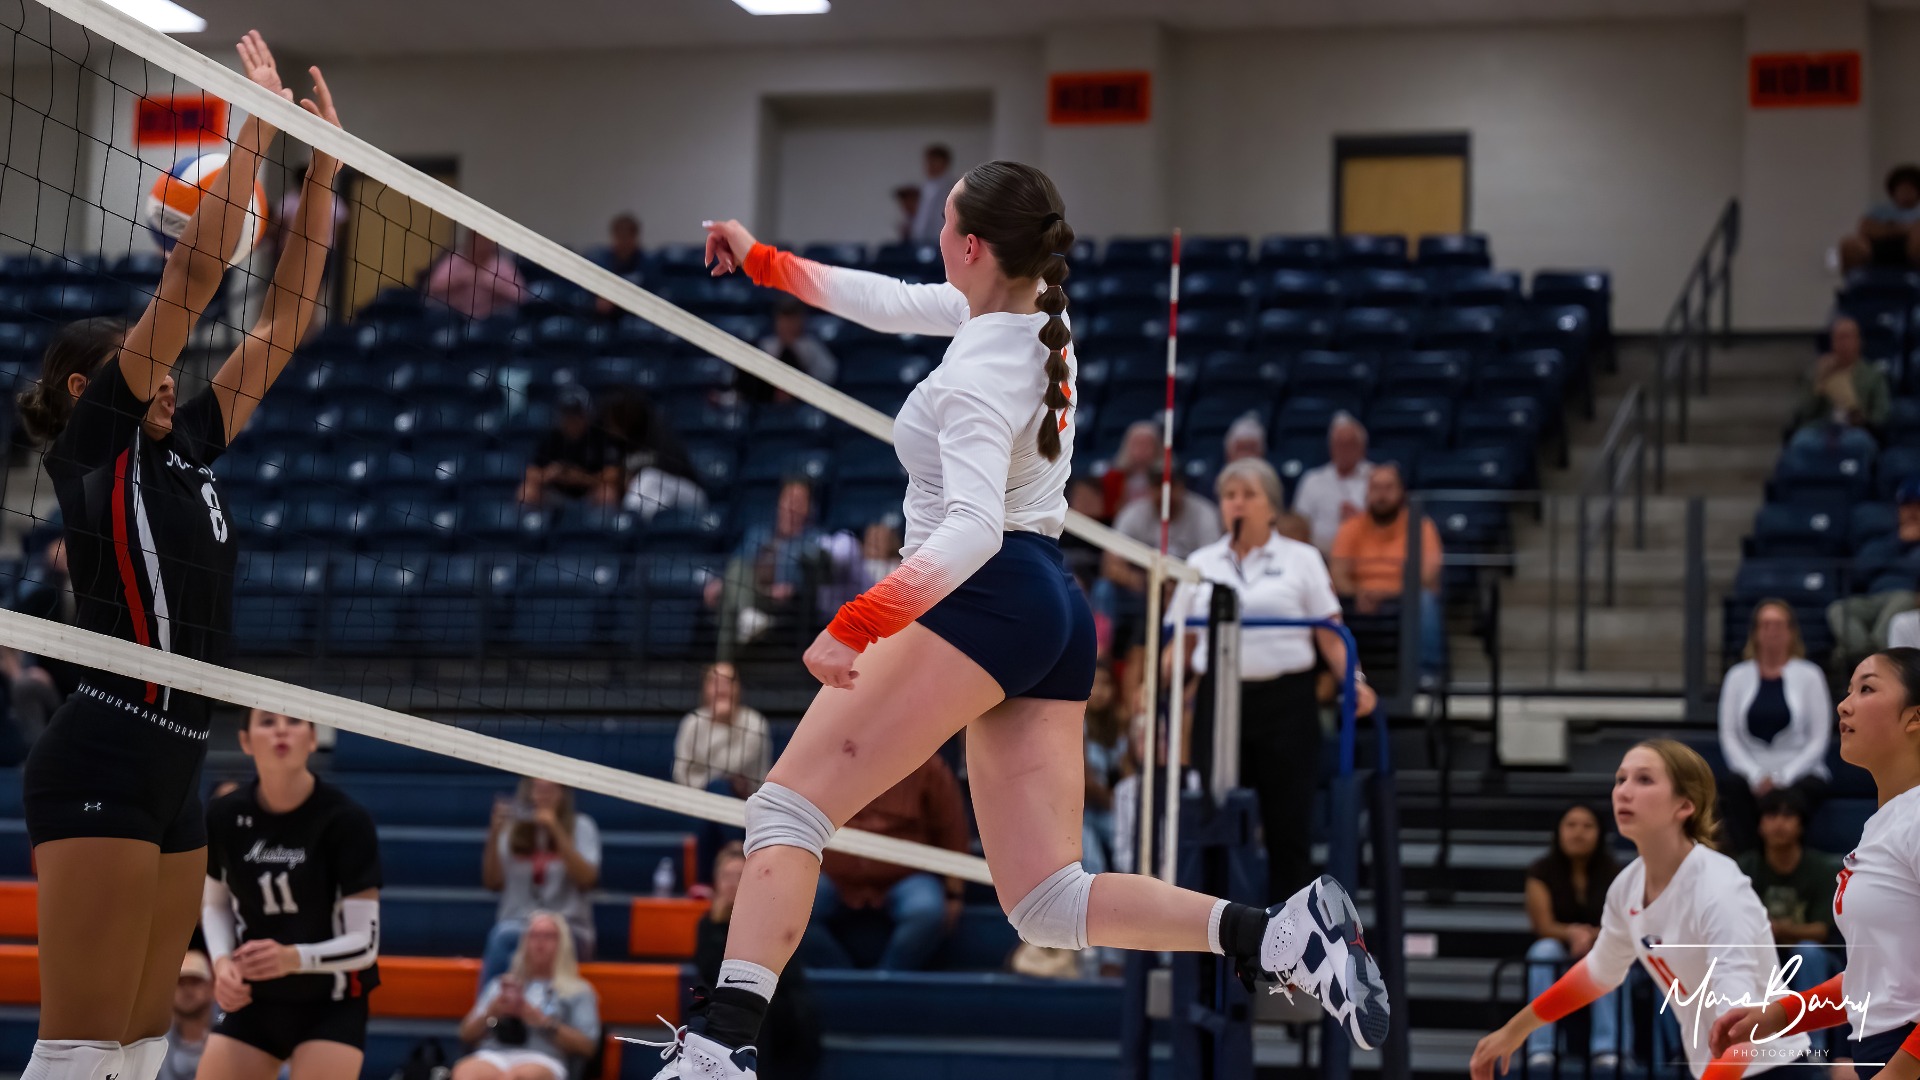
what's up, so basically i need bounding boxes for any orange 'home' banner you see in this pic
[135,94,228,145]
[1749,52,1861,108]
[1049,71,1152,125]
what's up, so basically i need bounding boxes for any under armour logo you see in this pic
[238,815,253,828]
[83,802,102,812]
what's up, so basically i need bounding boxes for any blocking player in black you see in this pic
[199,709,381,1080]
[13,35,346,1080]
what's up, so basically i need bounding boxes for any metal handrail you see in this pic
[1575,384,1649,670]
[1653,198,1741,489]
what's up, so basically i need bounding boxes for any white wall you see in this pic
[768,95,990,247]
[1873,10,1920,191]
[1169,18,1745,332]
[314,40,1043,254]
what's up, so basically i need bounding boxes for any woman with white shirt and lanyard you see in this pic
[1169,458,1376,900]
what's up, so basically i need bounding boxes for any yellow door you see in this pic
[340,164,460,317]
[1339,154,1466,245]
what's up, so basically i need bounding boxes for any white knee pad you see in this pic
[743,782,834,860]
[120,1037,166,1080]
[1007,862,1095,951]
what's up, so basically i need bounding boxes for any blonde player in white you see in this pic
[1471,739,1820,1079]
[636,163,1389,1078]
[1711,648,1920,1080]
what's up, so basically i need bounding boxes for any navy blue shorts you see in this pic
[916,531,1096,701]
[1848,1022,1918,1078]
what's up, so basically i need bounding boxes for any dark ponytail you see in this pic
[951,161,1074,462]
[17,317,126,445]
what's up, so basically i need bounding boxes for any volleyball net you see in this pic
[0,0,1203,886]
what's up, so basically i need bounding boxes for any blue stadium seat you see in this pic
[1106,345,1195,393]
[870,242,940,276]
[740,446,833,487]
[1807,799,1876,855]
[684,442,739,494]
[1336,234,1408,268]
[800,242,866,267]
[1366,398,1454,452]
[1258,269,1342,311]
[1428,500,1510,553]
[1173,310,1250,351]
[550,504,642,552]
[1096,387,1171,445]
[1255,309,1335,352]
[1080,309,1160,345]
[1840,268,1920,309]
[1433,268,1523,309]
[678,402,751,439]
[641,506,731,554]
[369,501,461,551]
[1772,449,1873,505]
[231,550,324,653]
[1289,350,1375,400]
[642,556,722,659]
[1092,270,1166,308]
[1257,235,1333,271]
[463,502,549,549]
[1419,307,1503,355]
[1180,268,1254,313]
[828,480,908,533]
[1379,350,1473,400]
[1336,308,1414,351]
[400,400,495,444]
[1417,234,1491,268]
[754,404,835,442]
[837,350,933,391]
[1417,446,1523,491]
[1530,270,1613,333]
[1510,304,1592,359]
[1747,504,1847,559]
[1881,447,1920,499]
[1268,438,1329,499]
[1103,237,1172,268]
[315,398,404,443]
[1181,236,1250,268]
[1457,398,1544,449]
[1184,396,1270,449]
[1477,349,1569,403]
[1731,561,1841,606]
[665,356,739,394]
[1198,351,1288,395]
[1342,268,1427,309]
[1851,502,1897,550]
[1273,397,1360,444]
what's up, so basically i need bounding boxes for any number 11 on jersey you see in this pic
[257,870,299,915]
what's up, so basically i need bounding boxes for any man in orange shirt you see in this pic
[1329,463,1445,677]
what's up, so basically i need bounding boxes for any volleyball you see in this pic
[142,151,266,263]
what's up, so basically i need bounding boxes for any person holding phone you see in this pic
[480,779,601,987]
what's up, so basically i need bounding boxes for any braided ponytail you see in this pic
[950,161,1075,462]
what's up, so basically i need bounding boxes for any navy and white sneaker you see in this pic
[1259,875,1391,1051]
[628,1018,758,1079]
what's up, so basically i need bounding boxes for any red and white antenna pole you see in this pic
[1138,229,1184,882]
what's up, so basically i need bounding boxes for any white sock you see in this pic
[120,1037,167,1080]
[1206,898,1229,956]
[716,959,779,1002]
[21,1040,123,1080]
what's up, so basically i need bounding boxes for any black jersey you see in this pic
[206,778,383,1003]
[43,357,235,735]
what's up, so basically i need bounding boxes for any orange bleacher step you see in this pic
[628,897,710,960]
[0,882,36,940]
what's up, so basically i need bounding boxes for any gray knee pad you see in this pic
[743,782,834,860]
[1007,862,1095,951]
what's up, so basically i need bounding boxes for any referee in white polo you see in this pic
[1168,457,1376,900]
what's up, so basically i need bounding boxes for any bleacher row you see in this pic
[1729,266,1920,666]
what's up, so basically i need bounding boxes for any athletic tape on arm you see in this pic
[31,0,1194,585]
[0,609,992,883]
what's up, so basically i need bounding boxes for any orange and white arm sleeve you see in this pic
[742,243,970,337]
[1530,958,1614,1025]
[828,387,1013,651]
[1782,974,1852,1035]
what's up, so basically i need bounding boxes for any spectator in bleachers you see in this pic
[1223,412,1266,464]
[697,844,823,1079]
[1083,662,1127,875]
[519,386,621,508]
[1788,315,1887,457]
[706,478,828,661]
[1735,789,1844,1059]
[1838,164,1920,272]
[1100,420,1161,521]
[893,185,922,244]
[801,754,969,971]
[424,230,526,320]
[1522,805,1624,1072]
[157,950,213,1080]
[1329,463,1446,677]
[0,536,75,761]
[1293,412,1375,554]
[1112,461,1222,559]
[818,519,905,615]
[1275,511,1313,546]
[1830,478,1920,666]
[745,299,838,404]
[599,387,704,520]
[908,143,955,244]
[675,661,772,797]
[454,911,602,1080]
[1717,601,1832,853]
[481,779,603,986]
[592,212,644,318]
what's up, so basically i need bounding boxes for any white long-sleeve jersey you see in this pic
[743,244,1074,648]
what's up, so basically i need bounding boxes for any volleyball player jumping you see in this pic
[198,709,382,1080]
[1709,649,1920,1080]
[643,162,1390,1078]
[14,35,343,1080]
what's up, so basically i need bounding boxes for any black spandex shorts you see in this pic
[23,683,210,852]
[215,996,370,1059]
